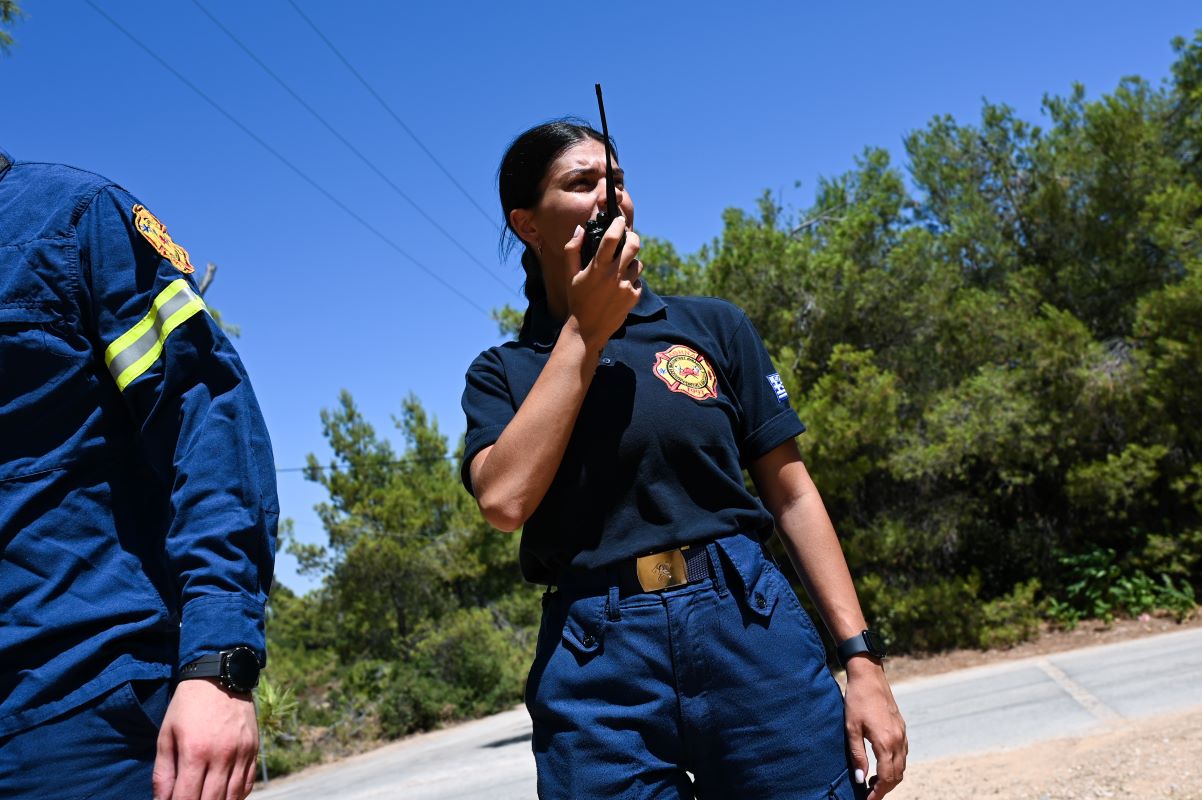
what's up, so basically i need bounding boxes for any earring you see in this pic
[535,241,543,256]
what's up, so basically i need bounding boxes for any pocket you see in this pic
[767,565,829,661]
[0,307,94,482]
[524,593,606,717]
[560,594,605,656]
[95,680,168,742]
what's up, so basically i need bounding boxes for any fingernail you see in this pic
[572,224,583,238]
[854,769,865,784]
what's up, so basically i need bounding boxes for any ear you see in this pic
[509,207,539,249]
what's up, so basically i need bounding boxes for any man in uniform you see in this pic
[0,149,278,800]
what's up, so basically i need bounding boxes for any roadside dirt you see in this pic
[872,613,1202,800]
[892,707,1202,800]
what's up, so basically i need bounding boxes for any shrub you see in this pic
[977,579,1042,649]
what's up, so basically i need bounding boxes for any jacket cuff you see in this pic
[178,593,267,670]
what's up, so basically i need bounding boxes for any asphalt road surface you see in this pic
[256,626,1202,800]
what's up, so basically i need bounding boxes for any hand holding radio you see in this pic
[566,215,641,353]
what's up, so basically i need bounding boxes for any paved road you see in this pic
[256,626,1202,800]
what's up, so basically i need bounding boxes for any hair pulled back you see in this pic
[497,118,615,338]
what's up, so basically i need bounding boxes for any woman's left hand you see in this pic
[843,658,907,799]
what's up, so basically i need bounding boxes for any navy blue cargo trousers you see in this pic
[0,679,170,799]
[526,533,856,800]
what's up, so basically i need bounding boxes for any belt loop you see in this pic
[606,583,621,622]
[706,542,728,597]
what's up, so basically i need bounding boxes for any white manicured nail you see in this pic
[854,769,865,784]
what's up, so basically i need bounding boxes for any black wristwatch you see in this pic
[836,629,887,667]
[178,647,262,694]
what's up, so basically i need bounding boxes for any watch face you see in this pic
[223,648,261,693]
[864,629,888,657]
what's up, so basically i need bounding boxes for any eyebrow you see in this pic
[562,166,624,180]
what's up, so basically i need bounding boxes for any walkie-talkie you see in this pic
[580,83,626,267]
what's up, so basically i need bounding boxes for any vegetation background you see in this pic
[3,3,1196,777]
[255,35,1202,775]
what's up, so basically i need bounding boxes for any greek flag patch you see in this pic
[767,372,789,401]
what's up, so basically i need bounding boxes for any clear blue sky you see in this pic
[4,1,1198,593]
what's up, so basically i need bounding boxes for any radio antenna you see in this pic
[596,84,620,219]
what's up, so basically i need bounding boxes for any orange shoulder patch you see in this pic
[132,204,195,274]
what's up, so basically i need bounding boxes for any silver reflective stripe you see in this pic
[104,279,208,390]
[106,283,200,378]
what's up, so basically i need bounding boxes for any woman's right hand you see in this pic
[564,216,642,353]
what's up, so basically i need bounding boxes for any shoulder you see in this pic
[465,338,544,372]
[14,161,123,209]
[1,160,124,241]
[660,294,750,337]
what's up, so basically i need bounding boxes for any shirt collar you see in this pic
[0,149,12,183]
[524,281,668,347]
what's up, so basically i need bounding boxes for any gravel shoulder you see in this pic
[892,706,1202,800]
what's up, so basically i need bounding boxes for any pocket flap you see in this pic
[715,534,777,618]
[561,595,605,655]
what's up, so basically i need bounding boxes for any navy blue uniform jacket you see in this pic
[0,151,278,736]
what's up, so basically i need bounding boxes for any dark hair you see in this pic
[497,118,616,338]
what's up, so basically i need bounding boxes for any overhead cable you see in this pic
[284,0,502,233]
[84,0,491,317]
[192,0,516,296]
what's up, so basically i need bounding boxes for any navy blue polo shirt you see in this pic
[461,285,804,584]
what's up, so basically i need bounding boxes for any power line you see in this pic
[191,0,516,296]
[284,0,502,234]
[84,0,490,317]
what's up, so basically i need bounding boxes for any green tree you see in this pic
[637,32,1202,648]
[1,1,23,53]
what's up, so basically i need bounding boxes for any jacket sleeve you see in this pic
[460,347,515,496]
[76,185,279,670]
[723,309,806,466]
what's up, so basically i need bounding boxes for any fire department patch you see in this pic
[132,204,194,274]
[652,345,719,401]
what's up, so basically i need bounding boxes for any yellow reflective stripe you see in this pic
[104,279,208,391]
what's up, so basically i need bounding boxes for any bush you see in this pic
[978,579,1042,649]
[857,573,985,653]
[1046,547,1199,627]
[376,606,530,738]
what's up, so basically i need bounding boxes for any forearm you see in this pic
[773,484,868,644]
[473,317,599,530]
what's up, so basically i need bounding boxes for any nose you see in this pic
[594,178,624,215]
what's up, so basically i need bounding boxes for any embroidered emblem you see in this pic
[767,372,789,402]
[652,345,719,401]
[132,204,195,274]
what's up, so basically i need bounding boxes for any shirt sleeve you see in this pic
[723,309,806,465]
[460,348,516,496]
[77,185,278,670]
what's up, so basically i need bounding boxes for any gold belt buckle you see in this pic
[636,546,689,592]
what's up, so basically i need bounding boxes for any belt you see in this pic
[619,543,713,595]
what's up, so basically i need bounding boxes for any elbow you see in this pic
[476,490,527,533]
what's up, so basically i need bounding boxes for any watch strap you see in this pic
[178,653,223,680]
[178,647,261,694]
[836,629,886,667]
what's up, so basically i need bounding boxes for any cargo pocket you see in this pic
[560,594,606,657]
[767,563,829,662]
[714,534,779,623]
[95,680,168,743]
